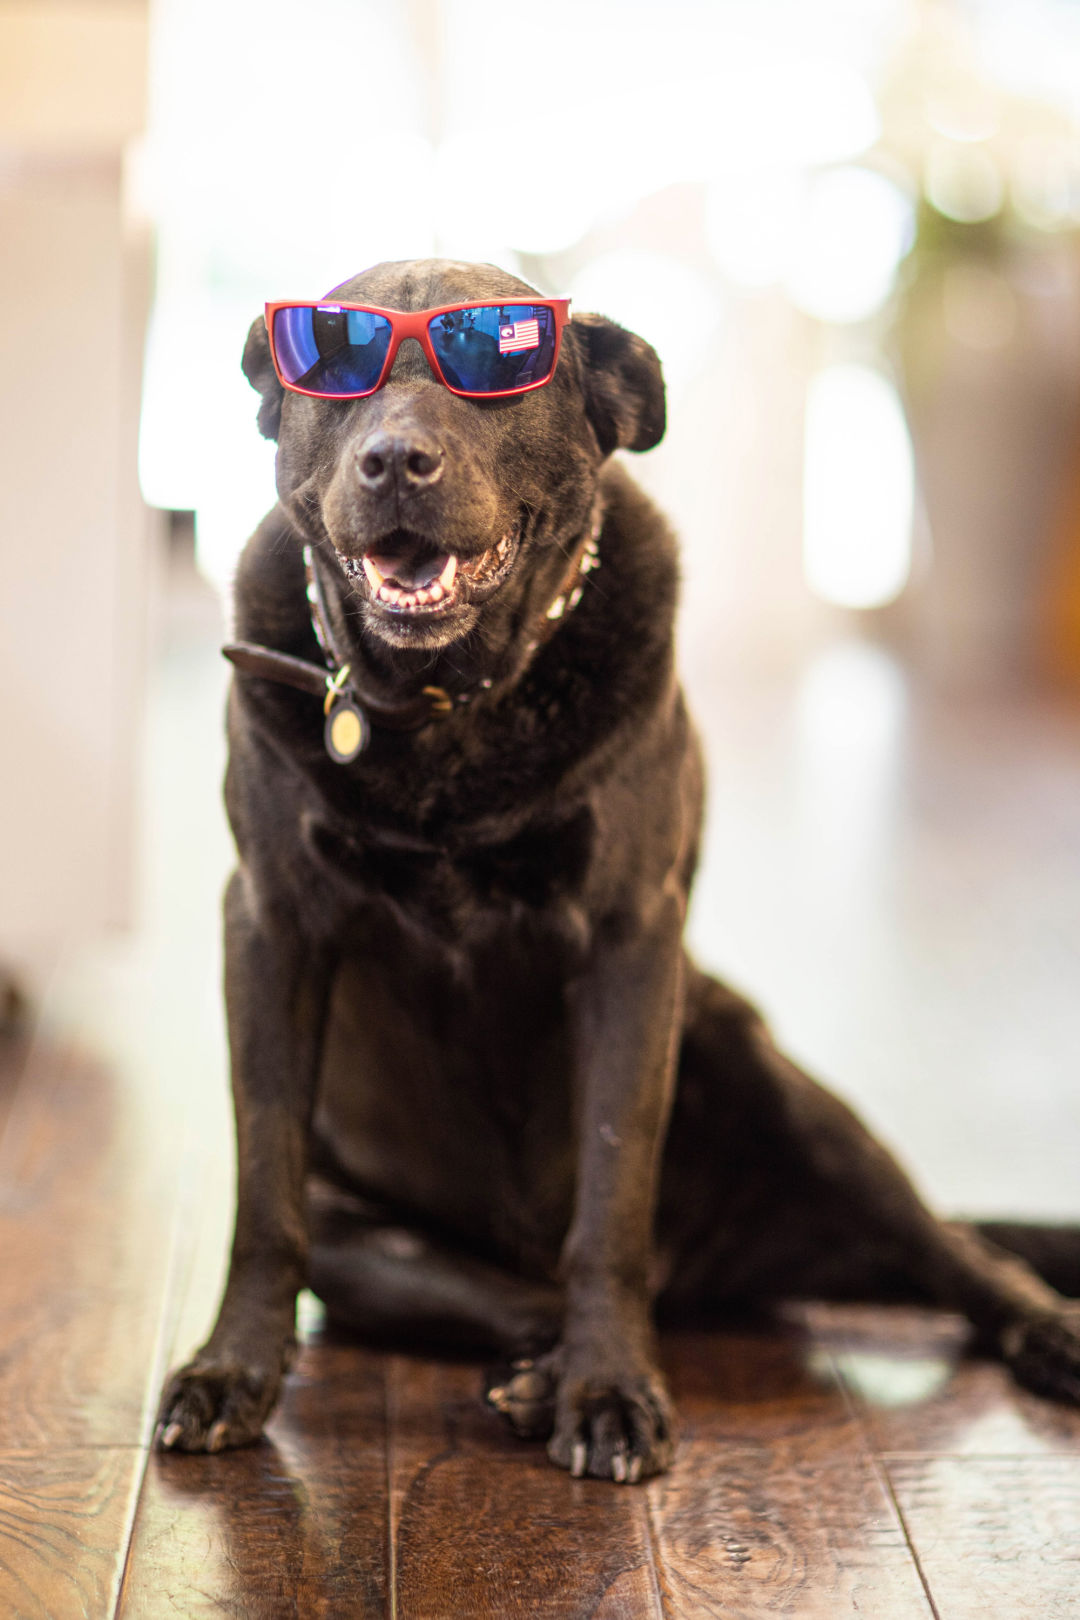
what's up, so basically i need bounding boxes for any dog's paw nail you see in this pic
[160,1422,183,1449]
[571,1440,587,1478]
[612,1448,628,1483]
[207,1421,229,1453]
[628,1455,643,1484]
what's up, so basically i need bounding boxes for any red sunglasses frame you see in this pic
[264,297,573,401]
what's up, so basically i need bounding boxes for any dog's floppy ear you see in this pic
[571,312,666,456]
[242,315,284,441]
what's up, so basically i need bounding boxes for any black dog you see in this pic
[157,259,1080,1481]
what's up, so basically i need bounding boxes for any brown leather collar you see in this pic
[222,520,601,738]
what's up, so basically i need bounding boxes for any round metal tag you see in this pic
[324,699,368,764]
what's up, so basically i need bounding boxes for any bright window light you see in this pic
[569,251,723,398]
[785,167,914,324]
[436,126,596,258]
[925,139,1003,223]
[705,168,806,290]
[803,364,914,609]
[706,56,881,174]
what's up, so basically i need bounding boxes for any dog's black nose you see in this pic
[356,431,444,493]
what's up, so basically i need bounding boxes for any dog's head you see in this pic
[242,260,664,653]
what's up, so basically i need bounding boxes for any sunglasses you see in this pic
[265,297,572,401]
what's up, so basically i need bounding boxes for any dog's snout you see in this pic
[356,431,444,494]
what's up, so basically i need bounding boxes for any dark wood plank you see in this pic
[117,1338,391,1619]
[387,1355,663,1619]
[122,1328,664,1620]
[0,1038,188,1447]
[646,1329,935,1619]
[0,1447,143,1620]
[809,1302,1080,1457]
[886,1454,1080,1620]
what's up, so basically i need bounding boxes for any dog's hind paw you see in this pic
[485,1356,558,1439]
[155,1352,285,1453]
[1001,1308,1080,1406]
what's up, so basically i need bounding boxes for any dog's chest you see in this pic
[311,916,580,1271]
[298,797,595,946]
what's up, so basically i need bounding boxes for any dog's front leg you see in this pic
[156,868,331,1452]
[548,894,684,1482]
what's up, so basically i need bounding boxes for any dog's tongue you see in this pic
[368,547,451,590]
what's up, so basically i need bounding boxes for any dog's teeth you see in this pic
[371,555,457,610]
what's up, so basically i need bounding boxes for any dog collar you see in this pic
[222,520,601,764]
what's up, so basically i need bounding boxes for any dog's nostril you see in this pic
[356,432,393,489]
[405,446,442,483]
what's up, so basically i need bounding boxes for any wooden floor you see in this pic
[5,1007,1080,1620]
[3,570,1080,1617]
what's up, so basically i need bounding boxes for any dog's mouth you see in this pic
[340,520,520,618]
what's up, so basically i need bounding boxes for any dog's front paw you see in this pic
[1001,1308,1080,1406]
[155,1346,289,1453]
[548,1352,675,1483]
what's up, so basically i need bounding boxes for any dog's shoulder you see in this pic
[231,504,314,657]
[507,460,681,774]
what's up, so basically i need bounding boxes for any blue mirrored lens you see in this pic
[272,306,392,395]
[427,305,556,394]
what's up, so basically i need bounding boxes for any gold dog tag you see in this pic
[324,699,368,764]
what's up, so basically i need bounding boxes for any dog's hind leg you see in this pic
[969,1220,1080,1301]
[660,968,1080,1406]
[307,1182,561,1357]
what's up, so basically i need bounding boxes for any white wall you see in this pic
[0,2,152,989]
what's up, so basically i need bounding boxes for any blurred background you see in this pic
[2,0,1079,1224]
